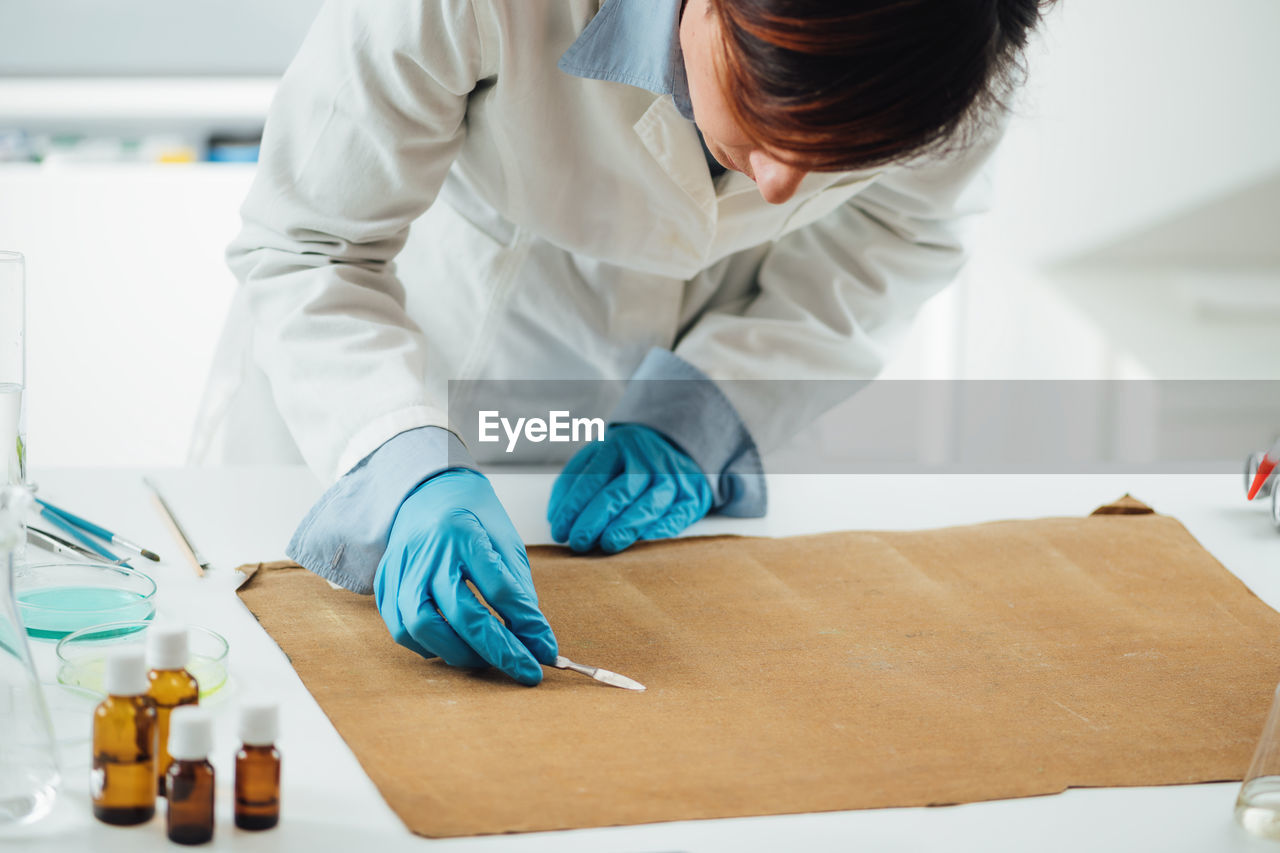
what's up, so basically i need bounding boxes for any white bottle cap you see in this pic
[168,707,213,761]
[104,649,148,696]
[146,623,189,671]
[239,700,278,747]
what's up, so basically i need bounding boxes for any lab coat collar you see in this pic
[557,0,695,121]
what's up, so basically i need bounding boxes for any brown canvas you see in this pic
[235,497,1280,837]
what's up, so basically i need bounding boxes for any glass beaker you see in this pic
[0,252,25,485]
[0,484,59,824]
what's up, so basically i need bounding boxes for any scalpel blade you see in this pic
[552,655,646,691]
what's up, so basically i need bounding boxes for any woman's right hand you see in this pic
[374,469,558,686]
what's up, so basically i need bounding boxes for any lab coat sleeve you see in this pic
[610,348,765,516]
[672,122,1006,456]
[227,0,492,483]
[287,426,479,593]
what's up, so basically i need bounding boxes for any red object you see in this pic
[1248,455,1278,501]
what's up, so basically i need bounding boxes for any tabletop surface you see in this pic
[3,466,1280,853]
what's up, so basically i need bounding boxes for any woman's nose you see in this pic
[749,151,807,205]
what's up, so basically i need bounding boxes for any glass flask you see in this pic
[0,485,60,824]
[1236,683,1280,838]
[0,252,25,486]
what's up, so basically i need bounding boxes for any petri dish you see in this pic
[14,562,156,639]
[56,621,230,700]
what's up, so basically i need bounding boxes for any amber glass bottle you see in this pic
[165,707,215,845]
[146,625,199,796]
[92,650,157,825]
[234,701,281,830]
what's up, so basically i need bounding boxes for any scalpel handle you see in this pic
[553,656,599,678]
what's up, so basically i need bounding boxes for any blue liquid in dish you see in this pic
[17,587,154,639]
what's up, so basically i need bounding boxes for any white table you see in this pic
[4,467,1280,852]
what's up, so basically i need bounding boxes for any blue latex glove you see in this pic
[375,469,557,686]
[548,424,714,554]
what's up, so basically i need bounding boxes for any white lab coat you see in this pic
[191,0,1002,483]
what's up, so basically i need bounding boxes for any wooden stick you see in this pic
[145,480,205,578]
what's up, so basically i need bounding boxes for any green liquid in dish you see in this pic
[17,587,154,639]
[58,653,228,700]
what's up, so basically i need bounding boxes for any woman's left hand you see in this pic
[547,424,713,553]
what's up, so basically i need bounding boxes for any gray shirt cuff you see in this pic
[609,347,766,517]
[286,426,478,593]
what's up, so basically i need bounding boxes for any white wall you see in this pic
[992,0,1280,265]
[1,0,323,76]
[0,163,252,469]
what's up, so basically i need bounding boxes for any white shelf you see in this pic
[0,77,277,124]
[0,161,257,174]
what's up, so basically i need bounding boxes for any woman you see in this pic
[193,0,1055,684]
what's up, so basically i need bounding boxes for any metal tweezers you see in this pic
[27,525,130,565]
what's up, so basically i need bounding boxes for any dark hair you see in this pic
[709,0,1057,171]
